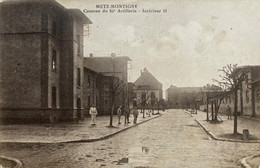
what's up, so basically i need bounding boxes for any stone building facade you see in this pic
[83,54,131,115]
[0,0,92,123]
[166,85,202,109]
[133,68,163,109]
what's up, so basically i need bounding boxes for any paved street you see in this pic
[0,109,260,168]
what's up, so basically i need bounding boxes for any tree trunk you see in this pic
[240,89,243,115]
[206,96,209,121]
[215,100,218,121]
[211,101,214,121]
[110,96,114,127]
[234,90,238,134]
[251,85,256,118]
[143,103,145,118]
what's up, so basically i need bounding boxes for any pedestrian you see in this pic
[124,106,130,124]
[89,104,98,125]
[226,105,232,119]
[148,109,152,116]
[117,105,122,124]
[133,107,139,124]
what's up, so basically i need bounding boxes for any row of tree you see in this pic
[202,64,249,135]
[107,76,166,127]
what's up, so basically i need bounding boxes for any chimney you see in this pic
[90,53,93,57]
[111,53,116,57]
[143,68,148,73]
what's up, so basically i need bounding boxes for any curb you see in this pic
[0,156,23,168]
[185,111,260,143]
[241,154,260,168]
[64,114,162,143]
[0,114,163,144]
[195,119,260,143]
[240,116,260,122]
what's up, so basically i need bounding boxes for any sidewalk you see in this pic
[187,110,260,168]
[188,110,260,142]
[0,112,163,144]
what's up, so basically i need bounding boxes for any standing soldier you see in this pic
[117,106,122,124]
[89,104,98,125]
[124,106,130,124]
[133,107,139,124]
[226,105,232,119]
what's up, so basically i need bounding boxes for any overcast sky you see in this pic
[58,0,260,94]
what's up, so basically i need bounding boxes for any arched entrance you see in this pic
[76,98,81,119]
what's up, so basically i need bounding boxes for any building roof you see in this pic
[1,0,92,24]
[84,56,131,73]
[68,9,92,24]
[166,85,202,93]
[134,68,162,90]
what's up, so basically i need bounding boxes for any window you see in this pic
[77,35,80,55]
[52,87,56,108]
[88,95,91,108]
[52,50,57,71]
[151,92,155,99]
[256,89,260,101]
[77,68,81,87]
[133,92,137,98]
[88,75,91,87]
[142,92,146,101]
[246,90,249,103]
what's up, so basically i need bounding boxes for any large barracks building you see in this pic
[0,0,131,123]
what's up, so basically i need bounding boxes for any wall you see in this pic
[83,68,97,116]
[0,34,42,109]
[0,0,88,122]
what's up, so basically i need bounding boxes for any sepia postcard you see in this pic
[0,0,260,167]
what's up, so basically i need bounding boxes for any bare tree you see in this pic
[108,76,125,127]
[154,98,165,114]
[137,91,150,118]
[202,84,226,121]
[214,64,248,134]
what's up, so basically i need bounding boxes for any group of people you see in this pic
[117,106,139,125]
[88,104,139,125]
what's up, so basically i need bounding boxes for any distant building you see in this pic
[83,67,98,116]
[166,85,202,109]
[0,0,92,123]
[127,82,135,109]
[238,66,260,117]
[133,68,163,109]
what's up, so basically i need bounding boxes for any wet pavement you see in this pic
[0,109,260,168]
